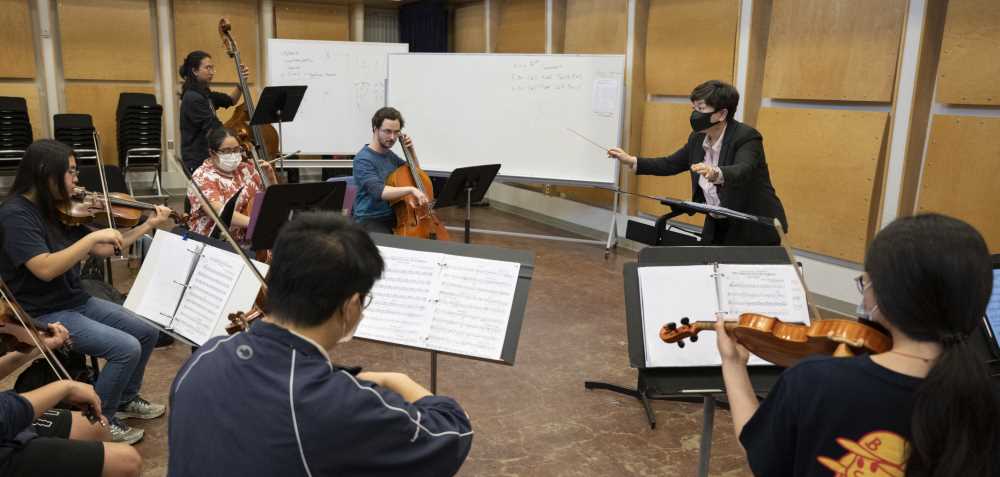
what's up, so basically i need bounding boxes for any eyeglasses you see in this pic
[363,292,374,310]
[216,148,242,155]
[855,275,870,295]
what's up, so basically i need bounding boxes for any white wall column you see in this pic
[350,3,365,42]
[260,0,275,85]
[35,0,60,131]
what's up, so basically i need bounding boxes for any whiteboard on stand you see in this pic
[386,53,625,185]
[266,39,408,155]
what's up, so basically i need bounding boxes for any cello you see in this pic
[218,17,277,189]
[385,135,450,240]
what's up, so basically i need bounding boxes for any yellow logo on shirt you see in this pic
[816,430,907,477]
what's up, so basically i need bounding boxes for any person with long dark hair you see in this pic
[178,50,248,173]
[0,140,174,446]
[717,213,999,476]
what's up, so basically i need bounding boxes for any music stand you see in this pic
[433,164,501,244]
[209,187,243,241]
[247,182,345,252]
[250,85,307,167]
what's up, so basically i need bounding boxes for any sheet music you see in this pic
[356,247,440,345]
[124,231,202,327]
[171,246,243,346]
[356,246,520,361]
[638,265,720,367]
[718,264,810,323]
[426,254,519,360]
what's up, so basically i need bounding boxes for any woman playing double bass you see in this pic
[351,107,430,234]
[177,50,249,173]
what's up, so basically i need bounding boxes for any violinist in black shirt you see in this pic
[716,213,1000,476]
[177,50,248,173]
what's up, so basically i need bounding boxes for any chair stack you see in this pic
[53,113,99,166]
[0,97,34,174]
[116,93,164,198]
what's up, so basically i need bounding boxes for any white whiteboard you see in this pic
[266,39,409,155]
[387,54,625,185]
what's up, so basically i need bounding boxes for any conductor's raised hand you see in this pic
[607,148,637,168]
[691,163,721,182]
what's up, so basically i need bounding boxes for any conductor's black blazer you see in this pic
[636,120,787,245]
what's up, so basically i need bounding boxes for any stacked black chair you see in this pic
[116,93,164,198]
[0,97,34,175]
[53,113,99,166]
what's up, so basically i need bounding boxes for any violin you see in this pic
[660,313,891,368]
[386,135,450,240]
[56,187,186,228]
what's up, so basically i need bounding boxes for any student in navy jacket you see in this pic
[168,212,473,477]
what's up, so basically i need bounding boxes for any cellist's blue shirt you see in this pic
[167,320,473,477]
[352,145,405,221]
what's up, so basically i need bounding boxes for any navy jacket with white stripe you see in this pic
[167,320,473,477]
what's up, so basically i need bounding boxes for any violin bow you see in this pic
[91,131,124,259]
[0,280,103,424]
[169,154,268,290]
[773,219,821,321]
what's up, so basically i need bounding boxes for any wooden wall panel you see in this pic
[917,115,1000,252]
[758,107,888,262]
[0,0,36,79]
[563,0,627,54]
[495,0,545,53]
[275,1,350,41]
[174,0,259,85]
[636,101,701,226]
[59,0,154,81]
[936,0,1000,105]
[0,83,45,139]
[453,2,485,53]
[645,0,738,96]
[762,0,905,102]
[65,84,157,165]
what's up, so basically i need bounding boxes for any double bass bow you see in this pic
[385,135,450,240]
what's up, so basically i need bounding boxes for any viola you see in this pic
[0,280,101,424]
[660,313,891,368]
[386,135,450,240]
[56,187,185,228]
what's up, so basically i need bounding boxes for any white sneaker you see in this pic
[116,396,166,420]
[109,419,144,445]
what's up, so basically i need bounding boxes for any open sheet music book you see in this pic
[355,245,521,361]
[638,263,809,368]
[124,230,269,346]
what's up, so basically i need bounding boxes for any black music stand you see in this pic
[433,164,501,244]
[247,182,345,251]
[250,85,307,167]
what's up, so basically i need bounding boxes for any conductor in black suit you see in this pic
[608,80,787,246]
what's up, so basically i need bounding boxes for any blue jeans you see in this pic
[37,297,158,417]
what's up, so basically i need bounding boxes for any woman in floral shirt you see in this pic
[186,128,275,244]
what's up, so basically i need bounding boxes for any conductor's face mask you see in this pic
[216,152,242,172]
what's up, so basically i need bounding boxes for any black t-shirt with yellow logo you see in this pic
[741,355,921,477]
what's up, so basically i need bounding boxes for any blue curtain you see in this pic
[399,0,448,53]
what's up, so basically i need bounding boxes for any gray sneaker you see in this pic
[116,396,166,420]
[109,419,144,445]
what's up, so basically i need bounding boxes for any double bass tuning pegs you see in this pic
[680,317,690,326]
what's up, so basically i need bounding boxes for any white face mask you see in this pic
[216,152,241,172]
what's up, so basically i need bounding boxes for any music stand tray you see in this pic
[247,182,345,251]
[434,164,501,244]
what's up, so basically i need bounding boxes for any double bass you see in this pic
[218,18,277,188]
[385,136,450,240]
